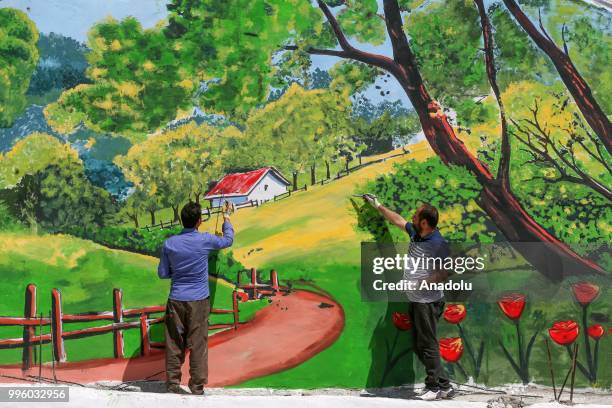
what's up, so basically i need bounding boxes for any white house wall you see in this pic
[247,172,288,204]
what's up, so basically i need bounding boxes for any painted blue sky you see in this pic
[1,0,168,41]
[1,0,607,112]
[1,0,413,108]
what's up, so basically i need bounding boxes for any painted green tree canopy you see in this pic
[0,8,39,127]
[40,0,611,280]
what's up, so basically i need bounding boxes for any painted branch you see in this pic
[502,0,611,154]
[475,0,511,185]
[303,0,606,279]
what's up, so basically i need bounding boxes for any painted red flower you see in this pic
[237,292,249,302]
[572,282,600,307]
[392,312,412,331]
[549,320,579,345]
[443,304,467,324]
[587,324,605,340]
[497,293,526,321]
[439,337,464,363]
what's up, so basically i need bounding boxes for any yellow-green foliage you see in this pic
[115,121,228,212]
[44,17,193,141]
[0,8,39,127]
[0,133,79,188]
[229,84,358,176]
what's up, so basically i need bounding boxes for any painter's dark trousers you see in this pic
[409,300,451,392]
[164,297,210,393]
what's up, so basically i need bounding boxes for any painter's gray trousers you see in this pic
[164,297,210,393]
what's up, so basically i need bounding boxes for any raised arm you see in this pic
[363,194,408,230]
[207,218,234,250]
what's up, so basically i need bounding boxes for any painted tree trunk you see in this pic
[293,171,298,191]
[502,0,611,154]
[376,0,605,279]
[310,164,316,185]
[325,161,330,179]
[172,206,179,222]
[149,210,155,226]
[130,214,139,229]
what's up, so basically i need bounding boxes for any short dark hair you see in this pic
[180,202,202,228]
[418,203,439,228]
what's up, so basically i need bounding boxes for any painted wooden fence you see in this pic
[236,268,289,299]
[0,284,240,370]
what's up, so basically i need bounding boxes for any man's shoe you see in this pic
[439,387,456,399]
[418,389,440,401]
[189,388,206,396]
[167,384,186,394]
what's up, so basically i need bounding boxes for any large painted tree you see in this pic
[115,122,227,223]
[0,8,39,127]
[229,84,358,187]
[501,0,611,154]
[45,0,609,279]
[0,133,114,233]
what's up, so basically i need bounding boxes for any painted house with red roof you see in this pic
[205,167,291,207]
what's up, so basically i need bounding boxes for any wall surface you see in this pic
[0,0,609,393]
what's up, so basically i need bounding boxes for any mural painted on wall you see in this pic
[0,0,609,391]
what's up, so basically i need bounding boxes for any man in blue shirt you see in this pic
[363,195,454,401]
[158,201,234,395]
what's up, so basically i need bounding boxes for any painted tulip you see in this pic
[439,337,464,363]
[549,320,579,345]
[392,312,412,331]
[587,324,605,340]
[497,293,526,321]
[572,282,600,307]
[443,304,467,324]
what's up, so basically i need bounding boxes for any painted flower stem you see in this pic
[515,319,529,382]
[457,323,479,379]
[456,362,469,381]
[593,339,599,381]
[581,306,595,381]
[564,345,591,381]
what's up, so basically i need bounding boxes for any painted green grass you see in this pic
[0,232,267,364]
[236,257,611,389]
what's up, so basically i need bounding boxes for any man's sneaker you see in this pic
[166,384,187,394]
[418,389,440,401]
[190,389,206,396]
[439,387,456,399]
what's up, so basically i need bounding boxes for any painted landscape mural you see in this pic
[0,0,610,392]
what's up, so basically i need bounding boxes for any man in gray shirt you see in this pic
[364,195,454,401]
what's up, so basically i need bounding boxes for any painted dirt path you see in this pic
[0,290,344,387]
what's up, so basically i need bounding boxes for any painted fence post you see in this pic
[112,288,124,358]
[139,314,150,356]
[251,268,258,299]
[270,270,279,292]
[51,288,66,362]
[232,291,239,330]
[22,284,36,371]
